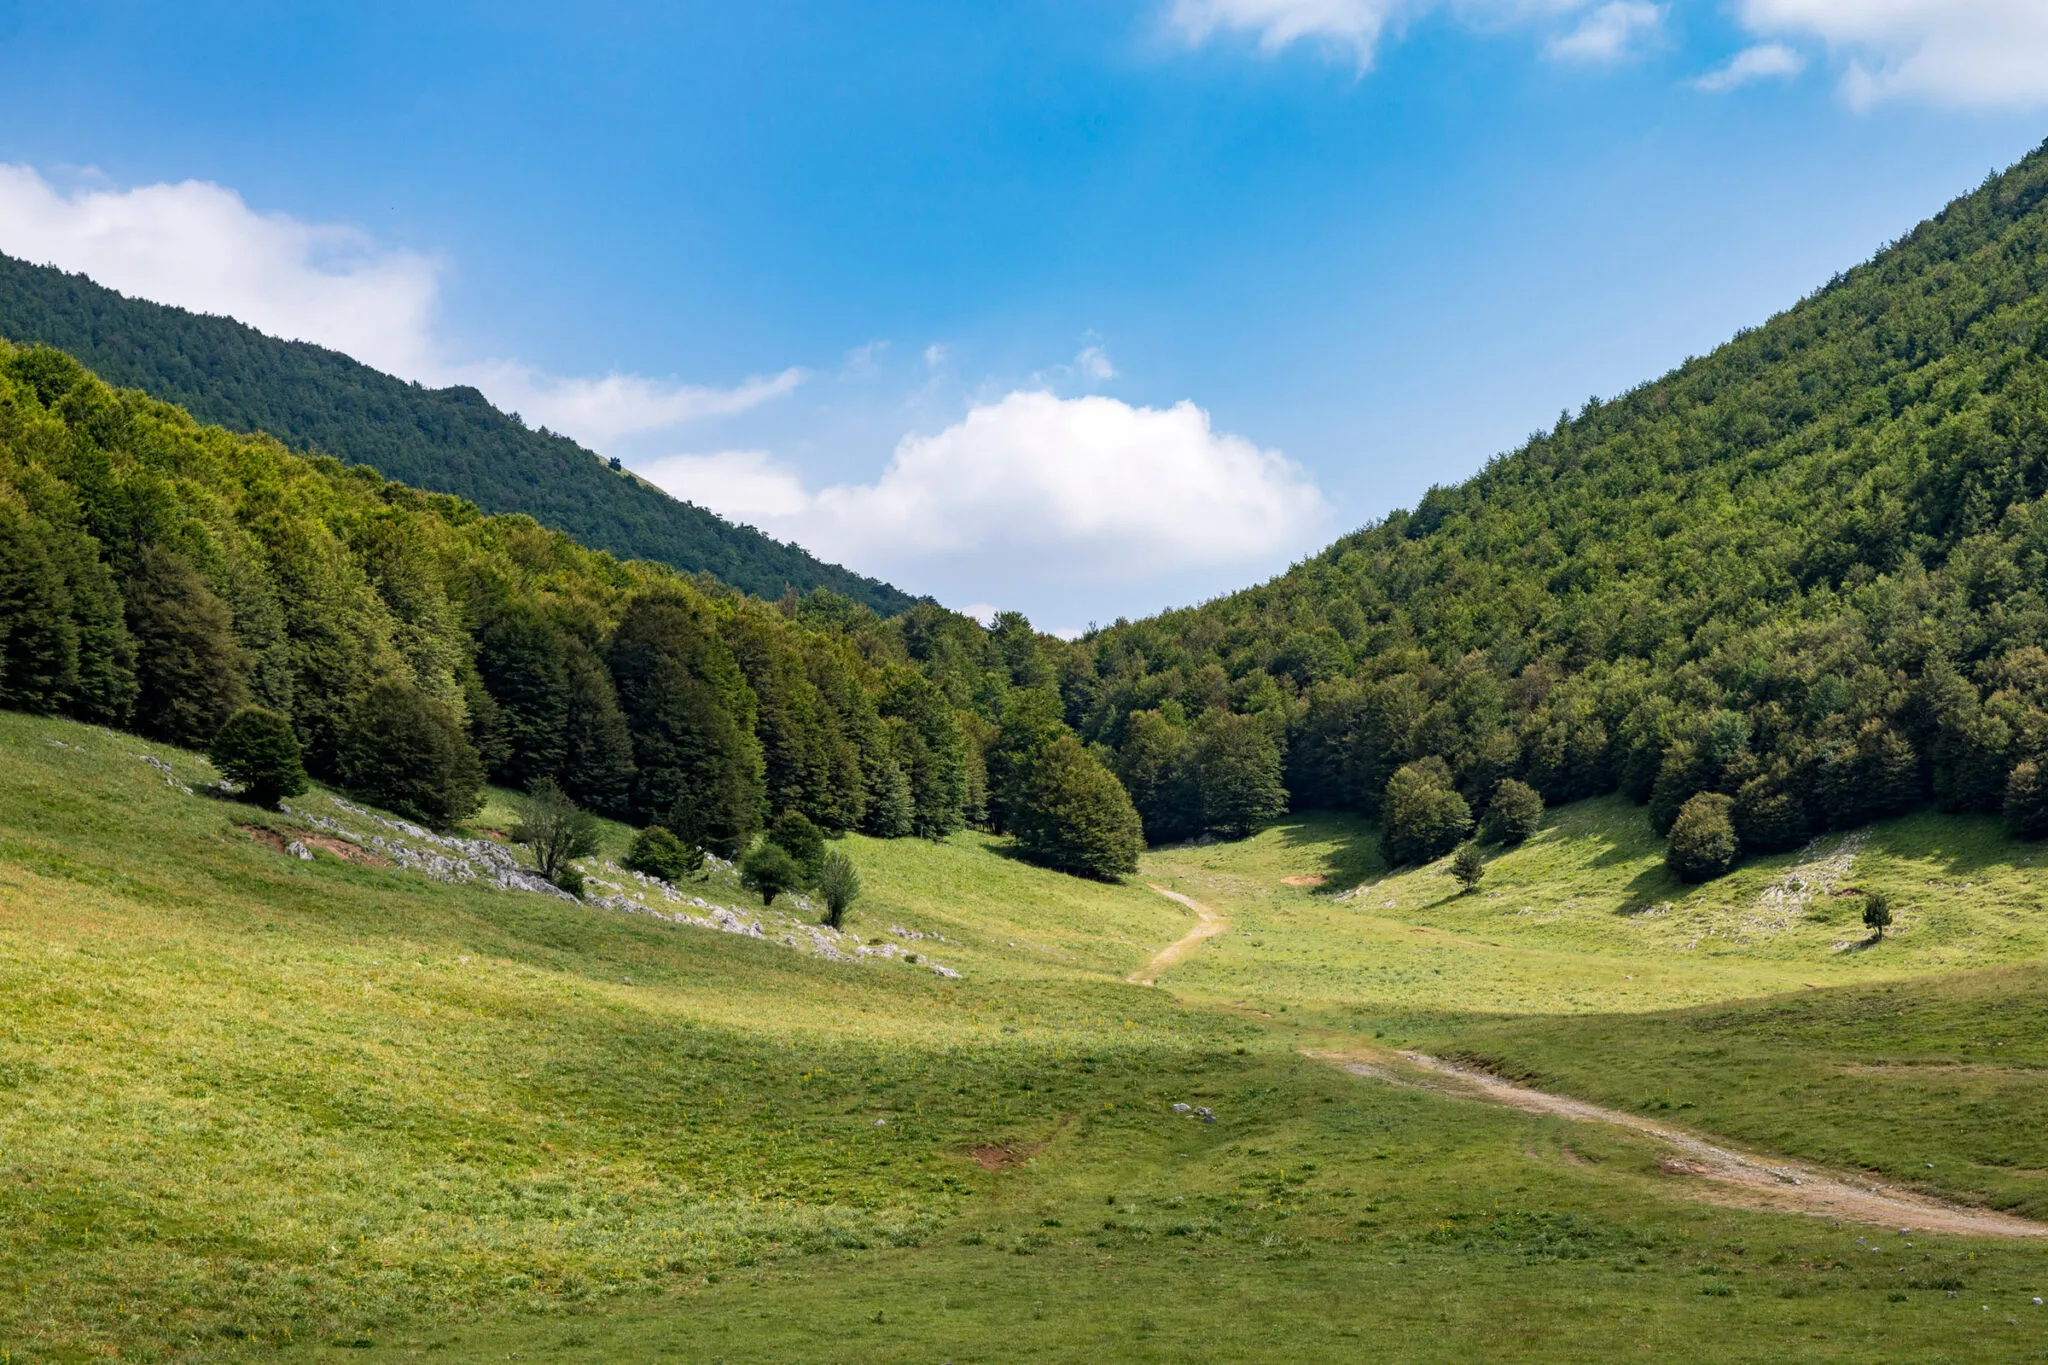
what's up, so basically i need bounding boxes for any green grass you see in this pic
[10,711,2048,1361]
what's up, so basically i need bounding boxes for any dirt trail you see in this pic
[1130,885,1228,986]
[1320,1049,2048,1239]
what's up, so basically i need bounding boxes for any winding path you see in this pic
[1321,1048,2048,1238]
[1130,884,1228,986]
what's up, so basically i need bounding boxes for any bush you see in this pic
[1010,734,1145,879]
[740,841,803,905]
[1863,889,1893,938]
[208,706,308,807]
[1451,843,1485,894]
[336,680,485,828]
[624,825,701,884]
[1666,792,1739,883]
[2005,761,2048,841]
[817,850,861,929]
[513,777,602,882]
[1382,759,1472,865]
[1479,779,1543,846]
[767,809,827,885]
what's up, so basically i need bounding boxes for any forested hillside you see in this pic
[1062,138,2048,878]
[0,342,1141,874]
[0,252,919,614]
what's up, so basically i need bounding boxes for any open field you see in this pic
[10,711,2048,1360]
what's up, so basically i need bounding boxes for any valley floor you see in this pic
[7,710,2048,1361]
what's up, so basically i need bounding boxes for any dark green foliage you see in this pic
[879,672,967,839]
[1479,778,1544,845]
[816,850,861,929]
[1731,765,1811,855]
[1115,709,1201,846]
[1862,889,1894,938]
[0,252,918,614]
[739,840,802,905]
[1192,709,1287,838]
[1451,843,1485,894]
[0,496,78,712]
[559,643,637,818]
[1381,758,1472,866]
[124,545,250,746]
[1666,792,1738,884]
[624,825,702,884]
[336,680,485,828]
[475,604,570,790]
[767,809,827,886]
[985,688,1066,833]
[512,777,602,884]
[2006,761,2048,841]
[1009,733,1144,880]
[208,705,307,807]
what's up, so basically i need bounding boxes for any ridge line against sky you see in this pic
[0,1,2043,631]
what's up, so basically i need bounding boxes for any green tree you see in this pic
[1193,709,1287,838]
[1666,792,1739,883]
[475,603,569,789]
[0,497,79,713]
[2005,761,2048,841]
[1116,709,1201,845]
[559,642,637,819]
[125,544,251,746]
[985,688,1066,833]
[513,777,602,887]
[1381,758,1472,866]
[1862,888,1894,939]
[767,808,827,885]
[625,824,702,884]
[816,850,861,929]
[878,671,967,838]
[1010,733,1144,879]
[1451,842,1485,894]
[1478,778,1544,845]
[740,840,802,905]
[208,705,308,807]
[336,679,485,827]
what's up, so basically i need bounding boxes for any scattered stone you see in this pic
[284,840,314,861]
[1172,1103,1192,1114]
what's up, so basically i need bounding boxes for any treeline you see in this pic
[0,343,1140,877]
[1055,138,2048,877]
[0,251,920,615]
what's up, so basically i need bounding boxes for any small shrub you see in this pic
[816,850,861,929]
[1451,843,1485,894]
[740,841,803,905]
[552,865,586,899]
[625,825,701,883]
[1666,792,1738,883]
[208,706,307,808]
[1863,889,1893,938]
[1479,779,1543,845]
[513,778,602,881]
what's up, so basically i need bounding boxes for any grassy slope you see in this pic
[7,713,2048,1361]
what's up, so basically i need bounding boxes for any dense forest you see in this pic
[0,343,1144,879]
[0,252,919,615]
[1060,138,2048,879]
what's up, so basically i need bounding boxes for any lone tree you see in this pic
[767,809,827,886]
[1666,792,1739,883]
[1863,889,1894,940]
[337,680,485,827]
[1480,779,1544,846]
[1382,758,1472,866]
[624,825,701,884]
[1010,734,1144,879]
[513,777,602,889]
[1451,843,1485,894]
[740,840,803,905]
[816,850,861,929]
[208,705,307,808]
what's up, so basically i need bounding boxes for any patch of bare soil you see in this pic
[238,824,287,853]
[1280,874,1327,887]
[968,1143,1039,1170]
[301,834,388,867]
[1130,886,1229,986]
[1316,1048,2048,1238]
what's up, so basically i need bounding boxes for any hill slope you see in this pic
[0,251,919,614]
[1068,138,2048,874]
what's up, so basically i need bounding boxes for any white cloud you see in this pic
[1735,0,2048,107]
[1168,0,1632,68]
[1545,1,1663,63]
[1074,343,1118,380]
[1693,41,1806,91]
[923,342,948,368]
[0,164,797,449]
[638,390,1329,586]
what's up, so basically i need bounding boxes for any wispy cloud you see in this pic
[1693,41,1806,92]
[1545,1,1664,64]
[1734,0,2048,108]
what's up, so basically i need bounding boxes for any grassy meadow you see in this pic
[9,710,2048,1360]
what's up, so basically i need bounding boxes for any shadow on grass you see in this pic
[1268,812,1387,894]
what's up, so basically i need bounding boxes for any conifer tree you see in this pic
[1011,733,1144,879]
[125,544,250,746]
[878,671,966,838]
[476,604,570,789]
[0,498,79,713]
[559,643,637,819]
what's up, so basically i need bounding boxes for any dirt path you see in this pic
[1130,885,1228,986]
[1319,1048,2048,1239]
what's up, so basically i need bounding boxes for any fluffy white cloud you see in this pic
[1735,0,2048,107]
[0,164,797,447]
[1693,41,1806,91]
[1545,1,1664,63]
[638,391,1328,585]
[1169,0,1623,67]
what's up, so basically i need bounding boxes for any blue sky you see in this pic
[0,1,2044,632]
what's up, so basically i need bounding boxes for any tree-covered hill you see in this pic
[1061,138,2048,878]
[0,251,919,615]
